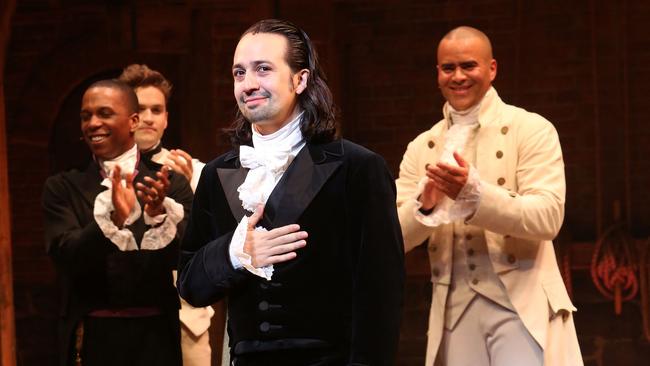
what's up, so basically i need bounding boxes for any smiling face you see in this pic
[134,86,168,151]
[80,86,138,160]
[437,35,497,111]
[232,32,307,135]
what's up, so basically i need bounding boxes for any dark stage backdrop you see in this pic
[3,1,650,365]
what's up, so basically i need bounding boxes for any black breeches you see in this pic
[79,315,181,366]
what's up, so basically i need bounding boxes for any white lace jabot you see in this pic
[230,112,306,280]
[237,112,306,212]
[98,143,138,179]
[414,100,483,227]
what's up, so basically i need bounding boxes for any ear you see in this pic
[436,64,443,88]
[129,113,139,134]
[489,59,497,82]
[163,111,168,130]
[293,69,310,94]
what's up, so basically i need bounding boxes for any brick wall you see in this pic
[5,0,650,365]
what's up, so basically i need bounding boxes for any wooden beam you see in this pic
[0,0,17,365]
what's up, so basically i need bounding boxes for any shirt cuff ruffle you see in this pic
[413,166,482,227]
[141,197,185,250]
[237,168,277,213]
[93,188,141,251]
[228,216,274,280]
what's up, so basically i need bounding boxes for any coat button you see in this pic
[467,248,475,256]
[509,191,516,198]
[497,177,506,186]
[260,282,282,290]
[472,278,479,285]
[507,254,516,264]
[496,151,503,159]
[468,263,476,271]
[431,246,437,252]
[501,126,509,135]
[428,140,435,149]
[258,301,269,311]
[259,322,270,332]
[432,267,440,277]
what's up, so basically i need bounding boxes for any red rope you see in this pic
[590,223,638,314]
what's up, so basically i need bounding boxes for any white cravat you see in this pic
[98,143,138,180]
[414,99,483,227]
[237,112,306,212]
[440,102,480,164]
[230,112,306,279]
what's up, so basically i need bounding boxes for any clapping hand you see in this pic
[135,166,170,217]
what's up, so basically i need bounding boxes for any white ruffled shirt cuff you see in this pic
[141,197,185,250]
[93,179,184,251]
[228,216,274,280]
[93,188,141,251]
[414,166,482,227]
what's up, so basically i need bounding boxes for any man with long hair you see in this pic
[177,19,404,365]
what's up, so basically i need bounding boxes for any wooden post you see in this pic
[0,1,17,365]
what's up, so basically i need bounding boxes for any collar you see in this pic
[140,141,163,161]
[442,86,501,128]
[96,143,139,178]
[224,139,344,166]
[448,102,480,126]
[251,111,305,153]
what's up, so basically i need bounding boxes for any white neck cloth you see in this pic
[98,144,138,189]
[237,112,306,212]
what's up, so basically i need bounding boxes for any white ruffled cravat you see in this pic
[414,99,483,227]
[438,102,480,165]
[230,112,306,280]
[238,146,293,212]
[237,112,306,212]
[98,143,138,180]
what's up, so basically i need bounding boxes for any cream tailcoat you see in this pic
[396,88,583,365]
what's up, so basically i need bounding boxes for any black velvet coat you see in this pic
[42,158,193,366]
[178,139,405,365]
